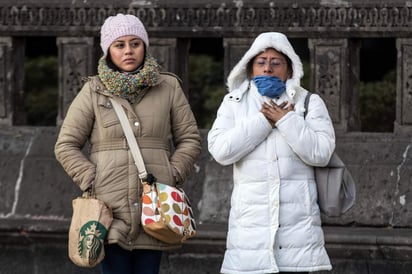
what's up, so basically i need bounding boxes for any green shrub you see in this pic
[188,54,225,128]
[359,69,396,132]
[24,56,58,126]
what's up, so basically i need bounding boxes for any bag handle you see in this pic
[110,98,156,184]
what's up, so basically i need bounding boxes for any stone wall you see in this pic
[1,0,412,273]
[1,127,412,273]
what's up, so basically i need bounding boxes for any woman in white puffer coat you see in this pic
[208,32,335,274]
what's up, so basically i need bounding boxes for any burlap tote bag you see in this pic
[68,192,113,267]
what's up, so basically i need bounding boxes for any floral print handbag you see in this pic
[141,180,196,243]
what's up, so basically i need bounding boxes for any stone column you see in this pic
[56,37,96,125]
[395,38,412,136]
[149,38,177,73]
[308,38,361,133]
[223,38,253,80]
[149,38,190,97]
[0,37,25,126]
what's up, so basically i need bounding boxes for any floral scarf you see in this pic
[98,54,160,103]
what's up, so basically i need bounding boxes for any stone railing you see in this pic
[1,1,412,273]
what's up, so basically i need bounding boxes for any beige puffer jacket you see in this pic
[55,73,202,251]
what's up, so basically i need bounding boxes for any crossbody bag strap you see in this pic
[109,98,148,181]
[303,92,313,119]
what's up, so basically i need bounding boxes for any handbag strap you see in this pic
[303,92,312,119]
[109,98,148,182]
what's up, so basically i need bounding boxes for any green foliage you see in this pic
[24,56,58,126]
[23,54,395,133]
[188,54,225,128]
[359,69,396,132]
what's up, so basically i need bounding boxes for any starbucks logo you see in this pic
[78,221,107,262]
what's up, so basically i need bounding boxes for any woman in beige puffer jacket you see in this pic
[54,13,201,274]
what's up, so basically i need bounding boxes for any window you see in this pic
[359,38,396,132]
[188,38,225,128]
[24,37,58,126]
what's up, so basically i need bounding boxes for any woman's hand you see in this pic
[260,101,294,128]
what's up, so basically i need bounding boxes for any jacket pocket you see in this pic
[98,98,120,128]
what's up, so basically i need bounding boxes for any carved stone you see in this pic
[56,37,95,125]
[149,38,177,73]
[395,38,412,135]
[0,37,12,126]
[1,4,412,37]
[223,38,253,79]
[309,38,361,132]
[1,1,412,273]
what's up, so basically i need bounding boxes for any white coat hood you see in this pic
[227,32,303,99]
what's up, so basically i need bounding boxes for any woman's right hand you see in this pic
[260,101,294,127]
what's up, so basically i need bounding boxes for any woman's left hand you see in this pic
[260,101,294,128]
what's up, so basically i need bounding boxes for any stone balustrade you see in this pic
[0,1,412,273]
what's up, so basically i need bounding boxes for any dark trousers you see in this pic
[100,244,162,274]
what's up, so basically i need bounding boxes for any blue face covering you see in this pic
[252,75,286,98]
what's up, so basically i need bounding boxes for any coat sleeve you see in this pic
[275,93,335,166]
[169,78,202,183]
[54,83,96,191]
[207,95,273,166]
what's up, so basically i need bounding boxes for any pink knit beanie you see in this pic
[100,13,149,56]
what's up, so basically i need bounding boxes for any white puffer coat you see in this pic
[208,32,335,274]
